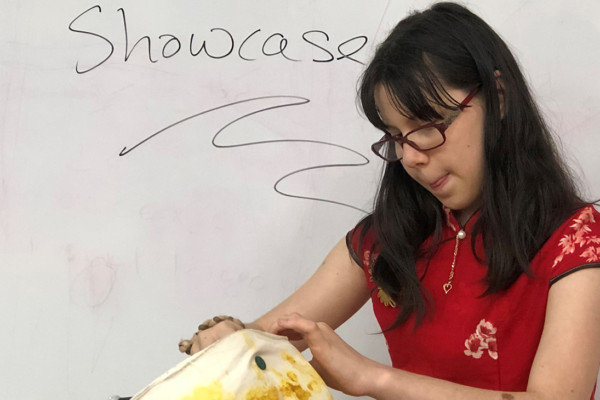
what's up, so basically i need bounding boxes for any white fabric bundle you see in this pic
[132,329,333,400]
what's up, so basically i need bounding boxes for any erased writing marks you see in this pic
[69,252,117,308]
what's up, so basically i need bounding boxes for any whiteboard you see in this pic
[1,1,598,399]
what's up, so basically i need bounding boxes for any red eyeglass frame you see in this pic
[371,86,480,162]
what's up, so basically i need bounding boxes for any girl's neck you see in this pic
[453,206,480,227]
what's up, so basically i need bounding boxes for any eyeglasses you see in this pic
[371,87,480,162]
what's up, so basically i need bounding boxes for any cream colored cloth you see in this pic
[132,329,333,400]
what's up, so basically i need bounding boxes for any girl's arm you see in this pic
[275,267,600,400]
[185,237,371,354]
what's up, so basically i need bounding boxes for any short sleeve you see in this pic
[345,219,378,271]
[345,229,362,267]
[534,206,600,284]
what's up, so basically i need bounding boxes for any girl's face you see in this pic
[374,84,486,223]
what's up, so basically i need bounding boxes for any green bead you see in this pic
[254,356,266,370]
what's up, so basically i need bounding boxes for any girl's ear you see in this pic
[494,70,506,118]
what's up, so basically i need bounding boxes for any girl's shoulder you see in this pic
[533,205,600,282]
[346,216,378,269]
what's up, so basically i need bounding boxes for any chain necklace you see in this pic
[443,228,466,294]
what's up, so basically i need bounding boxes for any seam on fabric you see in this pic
[549,263,600,286]
[345,231,363,268]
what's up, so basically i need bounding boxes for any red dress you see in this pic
[347,206,600,398]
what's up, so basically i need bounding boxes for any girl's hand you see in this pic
[271,312,382,397]
[179,316,245,355]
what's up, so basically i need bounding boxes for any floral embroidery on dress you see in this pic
[553,207,600,268]
[464,319,498,360]
[363,250,372,271]
[364,250,397,308]
[376,287,397,308]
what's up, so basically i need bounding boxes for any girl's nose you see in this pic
[400,143,429,168]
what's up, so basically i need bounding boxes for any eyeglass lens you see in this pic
[375,126,445,161]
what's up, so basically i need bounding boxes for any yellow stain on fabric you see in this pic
[180,382,233,400]
[244,385,279,400]
[181,349,332,400]
[279,380,311,400]
[282,352,297,366]
[286,371,299,383]
[242,331,258,351]
[280,351,332,400]
[245,350,331,400]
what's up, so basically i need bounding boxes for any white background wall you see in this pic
[0,1,598,399]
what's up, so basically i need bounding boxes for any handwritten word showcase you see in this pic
[69,5,370,73]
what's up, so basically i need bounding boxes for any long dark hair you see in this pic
[357,2,586,328]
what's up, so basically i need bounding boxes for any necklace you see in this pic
[443,228,466,294]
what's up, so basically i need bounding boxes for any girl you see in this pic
[181,3,600,399]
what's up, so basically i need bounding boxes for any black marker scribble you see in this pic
[120,96,371,213]
[119,96,307,156]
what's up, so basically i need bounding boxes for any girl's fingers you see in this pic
[197,315,245,331]
[276,313,316,333]
[273,327,304,341]
[180,319,244,355]
[178,339,193,354]
[272,313,330,346]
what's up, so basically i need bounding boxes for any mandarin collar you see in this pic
[443,206,481,233]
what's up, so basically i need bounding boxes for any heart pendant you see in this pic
[443,283,452,294]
